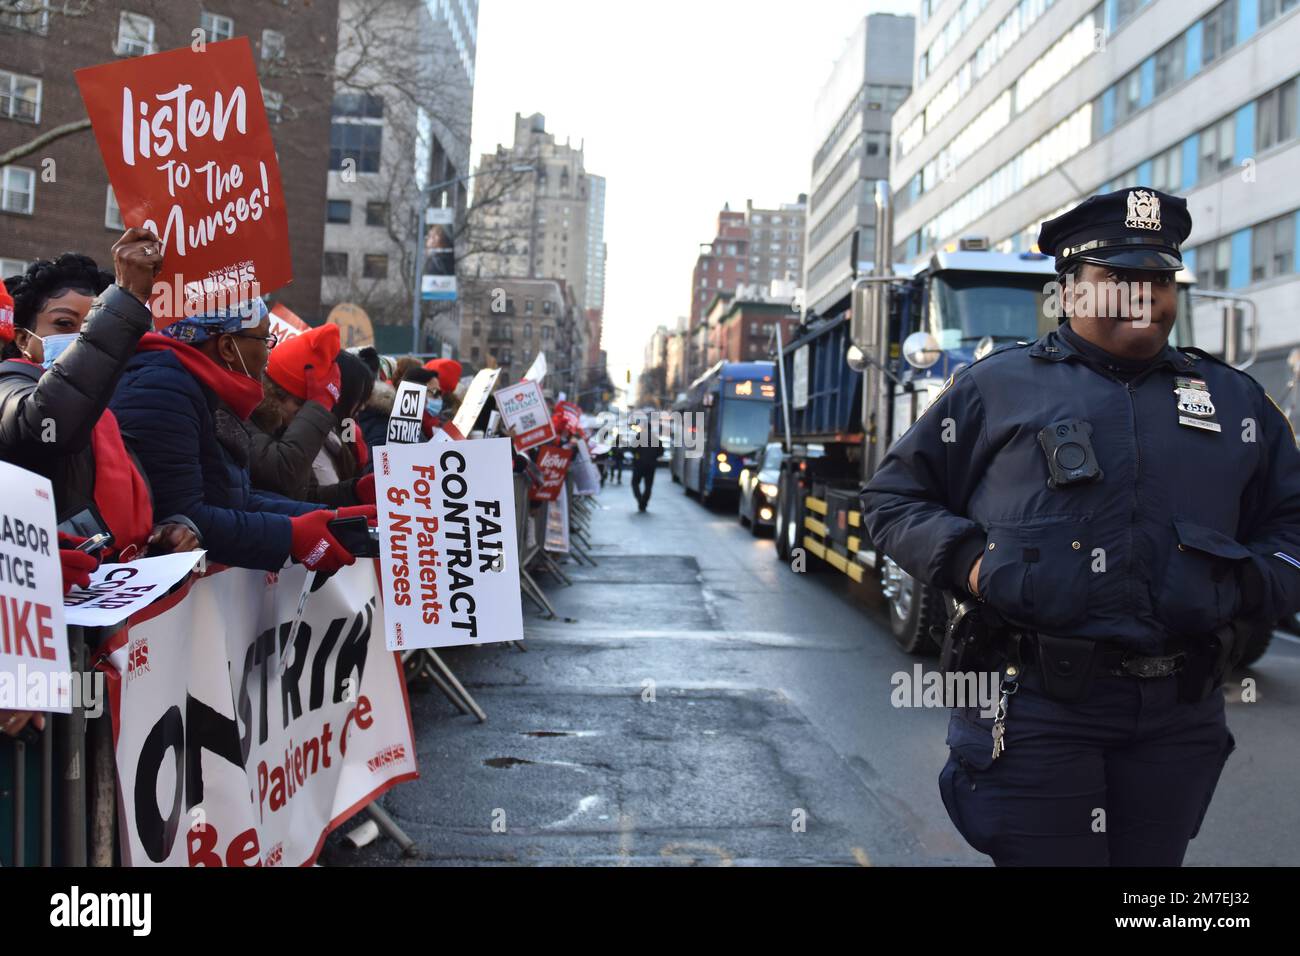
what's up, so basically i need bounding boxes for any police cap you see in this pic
[1037,187,1192,273]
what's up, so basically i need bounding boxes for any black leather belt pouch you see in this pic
[1034,633,1100,703]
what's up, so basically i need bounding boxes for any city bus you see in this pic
[670,360,777,503]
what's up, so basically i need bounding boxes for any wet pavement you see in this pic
[330,467,1300,866]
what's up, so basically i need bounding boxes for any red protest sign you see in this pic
[530,444,574,501]
[75,38,292,326]
[268,302,309,343]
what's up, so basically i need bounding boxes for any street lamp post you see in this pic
[410,162,535,354]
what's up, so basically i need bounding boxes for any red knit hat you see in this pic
[423,358,462,394]
[267,323,342,400]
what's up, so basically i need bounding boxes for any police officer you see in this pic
[861,187,1300,866]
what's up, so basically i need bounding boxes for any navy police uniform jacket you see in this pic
[861,326,1300,654]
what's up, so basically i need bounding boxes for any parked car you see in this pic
[738,442,784,535]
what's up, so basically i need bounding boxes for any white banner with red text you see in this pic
[98,561,417,867]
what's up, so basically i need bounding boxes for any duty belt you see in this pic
[1016,632,1186,679]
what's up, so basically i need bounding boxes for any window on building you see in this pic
[1261,0,1300,24]
[0,257,29,276]
[523,322,533,338]
[329,120,382,173]
[115,12,156,57]
[0,71,40,123]
[261,88,282,122]
[322,252,348,277]
[1115,0,1145,26]
[105,187,123,230]
[1153,37,1185,97]
[1114,67,1142,125]
[360,251,386,276]
[1198,115,1236,181]
[0,0,50,33]
[524,299,534,314]
[752,214,764,224]
[1150,144,1183,192]
[364,201,388,227]
[326,200,351,224]
[472,321,481,336]
[543,301,553,315]
[1257,78,1299,152]
[199,11,234,43]
[1251,213,1296,281]
[470,346,480,360]
[1,166,35,214]
[542,325,553,341]
[1196,237,1232,290]
[1202,0,1238,66]
[261,29,285,63]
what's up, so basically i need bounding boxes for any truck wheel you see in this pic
[1235,625,1274,668]
[881,557,943,655]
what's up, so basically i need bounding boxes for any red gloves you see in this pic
[303,364,341,411]
[288,510,356,574]
[354,473,375,505]
[337,504,378,527]
[57,532,100,594]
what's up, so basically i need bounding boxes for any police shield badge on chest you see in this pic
[1175,376,1221,433]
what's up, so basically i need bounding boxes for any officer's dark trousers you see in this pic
[631,466,655,509]
[939,668,1234,866]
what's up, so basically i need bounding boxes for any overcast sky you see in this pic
[469,0,918,394]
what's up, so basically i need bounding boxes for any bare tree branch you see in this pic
[0,118,90,166]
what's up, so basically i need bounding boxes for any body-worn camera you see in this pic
[1037,419,1104,490]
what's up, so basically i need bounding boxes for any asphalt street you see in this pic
[333,465,1300,866]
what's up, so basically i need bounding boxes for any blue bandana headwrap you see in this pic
[161,296,269,344]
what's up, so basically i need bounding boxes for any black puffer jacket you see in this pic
[0,284,153,521]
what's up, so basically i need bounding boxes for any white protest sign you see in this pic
[571,439,602,496]
[64,550,206,627]
[523,351,547,383]
[494,378,556,451]
[375,437,523,650]
[0,461,72,713]
[452,367,501,437]
[102,562,416,867]
[387,380,428,445]
[545,485,570,553]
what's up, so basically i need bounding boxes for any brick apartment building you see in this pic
[0,0,338,320]
[686,196,806,376]
[703,289,800,367]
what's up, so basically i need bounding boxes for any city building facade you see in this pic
[320,0,478,352]
[803,13,915,318]
[892,0,1300,397]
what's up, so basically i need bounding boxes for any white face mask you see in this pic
[39,332,78,369]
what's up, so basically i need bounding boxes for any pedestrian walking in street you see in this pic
[862,188,1300,866]
[631,442,658,511]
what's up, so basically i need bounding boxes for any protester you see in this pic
[110,297,370,573]
[357,372,395,459]
[242,323,374,507]
[0,231,200,561]
[311,348,375,490]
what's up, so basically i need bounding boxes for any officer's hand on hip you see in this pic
[968,555,983,598]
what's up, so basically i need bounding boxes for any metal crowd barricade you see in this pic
[2,626,108,867]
